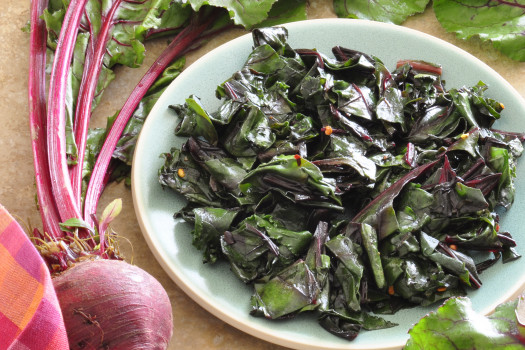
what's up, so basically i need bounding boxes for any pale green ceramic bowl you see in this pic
[132,19,525,350]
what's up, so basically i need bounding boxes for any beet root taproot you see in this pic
[52,259,173,350]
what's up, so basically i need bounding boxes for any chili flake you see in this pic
[388,285,395,295]
[294,154,302,166]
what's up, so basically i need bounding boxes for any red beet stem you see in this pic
[83,16,214,225]
[47,0,88,223]
[70,0,124,206]
[29,0,64,239]
[396,59,442,76]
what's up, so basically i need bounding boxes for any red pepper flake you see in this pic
[294,154,302,166]
[437,286,447,292]
[177,168,185,178]
[323,125,333,136]
[388,285,395,295]
[495,223,500,232]
[449,244,457,251]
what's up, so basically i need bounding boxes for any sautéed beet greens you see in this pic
[159,26,525,340]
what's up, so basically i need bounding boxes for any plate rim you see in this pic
[131,18,525,350]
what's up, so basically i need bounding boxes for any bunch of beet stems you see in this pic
[28,0,234,347]
[29,0,230,268]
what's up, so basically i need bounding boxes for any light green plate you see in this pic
[132,19,525,350]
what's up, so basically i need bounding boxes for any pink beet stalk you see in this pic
[70,0,123,206]
[25,2,247,348]
[29,0,63,239]
[83,18,214,225]
[47,0,88,223]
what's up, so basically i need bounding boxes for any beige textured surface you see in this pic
[1,1,524,349]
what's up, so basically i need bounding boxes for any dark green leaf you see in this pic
[192,207,238,263]
[488,146,516,208]
[251,260,319,319]
[221,215,312,283]
[186,137,247,196]
[158,146,223,207]
[405,297,525,349]
[188,0,280,28]
[240,155,341,206]
[434,0,525,61]
[325,235,364,311]
[173,95,219,145]
[333,0,430,25]
[114,58,185,165]
[352,161,438,240]
[360,223,386,289]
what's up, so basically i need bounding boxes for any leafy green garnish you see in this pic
[188,0,281,28]
[333,0,430,24]
[434,0,525,62]
[405,296,525,349]
[332,0,525,61]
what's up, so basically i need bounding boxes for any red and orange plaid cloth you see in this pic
[0,204,68,350]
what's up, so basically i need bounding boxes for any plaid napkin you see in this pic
[0,204,68,350]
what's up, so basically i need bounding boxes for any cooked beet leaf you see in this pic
[159,26,525,341]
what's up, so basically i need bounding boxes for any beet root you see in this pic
[52,259,173,350]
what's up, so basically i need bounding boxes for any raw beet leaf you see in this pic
[434,0,525,61]
[84,58,186,191]
[43,0,191,161]
[331,0,525,61]
[405,296,525,349]
[114,57,186,165]
[333,0,430,25]
[188,0,281,28]
[255,0,307,28]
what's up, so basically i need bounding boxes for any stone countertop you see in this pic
[1,1,524,349]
